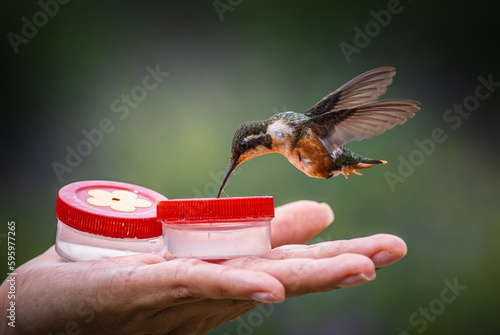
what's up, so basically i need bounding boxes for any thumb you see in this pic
[271,200,334,248]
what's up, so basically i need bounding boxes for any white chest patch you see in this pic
[267,120,293,139]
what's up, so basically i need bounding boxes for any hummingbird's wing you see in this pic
[310,100,420,152]
[304,67,396,117]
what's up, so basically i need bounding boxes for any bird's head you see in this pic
[216,121,272,197]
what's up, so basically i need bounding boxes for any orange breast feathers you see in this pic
[280,130,334,179]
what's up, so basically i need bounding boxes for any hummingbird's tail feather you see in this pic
[336,147,386,165]
[338,148,387,178]
[359,157,387,165]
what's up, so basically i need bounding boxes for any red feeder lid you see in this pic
[56,180,167,238]
[157,196,274,223]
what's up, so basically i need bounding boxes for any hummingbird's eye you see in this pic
[238,141,247,151]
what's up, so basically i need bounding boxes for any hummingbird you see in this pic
[216,66,420,198]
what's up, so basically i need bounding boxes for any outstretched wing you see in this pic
[310,100,420,152]
[304,67,396,117]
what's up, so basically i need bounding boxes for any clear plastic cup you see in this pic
[158,197,274,260]
[55,180,167,261]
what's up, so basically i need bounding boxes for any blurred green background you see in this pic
[1,1,499,334]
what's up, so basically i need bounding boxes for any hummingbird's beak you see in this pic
[216,159,238,198]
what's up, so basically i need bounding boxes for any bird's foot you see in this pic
[341,161,386,179]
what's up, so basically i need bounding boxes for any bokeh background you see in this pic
[2,1,499,334]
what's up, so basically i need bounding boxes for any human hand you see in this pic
[1,200,406,335]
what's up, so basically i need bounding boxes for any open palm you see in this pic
[1,200,406,335]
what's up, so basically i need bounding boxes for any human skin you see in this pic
[0,200,407,334]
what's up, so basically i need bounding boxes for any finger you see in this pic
[147,299,259,335]
[265,233,407,268]
[223,253,376,297]
[271,200,334,248]
[130,258,286,306]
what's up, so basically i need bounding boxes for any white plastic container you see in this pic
[158,197,274,260]
[55,180,167,261]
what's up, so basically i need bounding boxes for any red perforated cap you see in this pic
[157,197,274,223]
[56,180,167,238]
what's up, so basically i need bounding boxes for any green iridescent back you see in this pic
[269,112,309,123]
